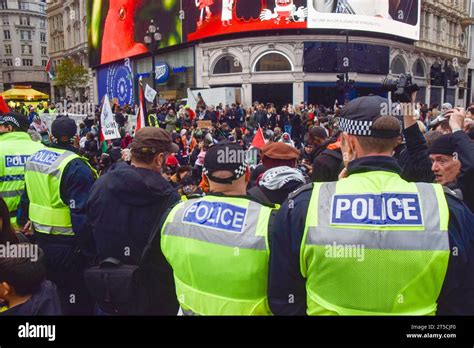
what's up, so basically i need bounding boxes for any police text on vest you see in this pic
[183,201,247,233]
[18,322,56,342]
[331,194,423,226]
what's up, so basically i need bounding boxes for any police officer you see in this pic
[140,142,278,315]
[24,116,97,315]
[268,96,474,315]
[0,112,44,227]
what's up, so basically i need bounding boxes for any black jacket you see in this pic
[87,162,180,265]
[1,281,62,316]
[312,148,343,183]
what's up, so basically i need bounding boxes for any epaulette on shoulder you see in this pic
[289,183,314,200]
[443,186,464,201]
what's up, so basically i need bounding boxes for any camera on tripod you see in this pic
[381,73,420,103]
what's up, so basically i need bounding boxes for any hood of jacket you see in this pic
[102,162,176,206]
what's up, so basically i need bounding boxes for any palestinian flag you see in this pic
[45,58,55,80]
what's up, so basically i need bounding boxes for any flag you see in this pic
[251,127,266,149]
[0,96,10,114]
[100,94,120,152]
[136,78,147,132]
[144,84,157,103]
[45,58,55,80]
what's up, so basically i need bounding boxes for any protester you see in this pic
[87,127,180,315]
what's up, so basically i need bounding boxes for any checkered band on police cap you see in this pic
[339,96,400,138]
[338,117,373,136]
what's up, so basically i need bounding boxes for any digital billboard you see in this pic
[183,0,308,42]
[87,0,182,67]
[87,1,420,68]
[308,0,420,40]
[97,59,135,107]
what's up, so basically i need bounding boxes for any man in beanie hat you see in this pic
[269,95,474,316]
[0,112,44,226]
[428,107,474,213]
[87,127,180,315]
[141,141,278,315]
[23,116,97,315]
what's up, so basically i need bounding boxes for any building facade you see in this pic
[193,0,472,108]
[0,0,49,95]
[46,0,95,103]
[90,1,473,109]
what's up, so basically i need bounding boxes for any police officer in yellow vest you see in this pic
[24,116,97,315]
[0,112,44,227]
[269,96,474,316]
[140,141,277,315]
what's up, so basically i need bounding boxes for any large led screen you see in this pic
[308,0,420,40]
[87,0,182,67]
[87,1,420,67]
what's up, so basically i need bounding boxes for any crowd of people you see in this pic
[0,90,473,316]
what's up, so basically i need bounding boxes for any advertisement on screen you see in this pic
[97,59,135,107]
[87,1,420,68]
[183,0,308,42]
[308,0,420,40]
[87,0,182,67]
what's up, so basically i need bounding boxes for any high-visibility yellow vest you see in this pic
[147,114,159,128]
[24,148,96,236]
[0,132,45,225]
[301,171,450,316]
[161,195,275,315]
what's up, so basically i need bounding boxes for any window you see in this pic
[391,56,406,75]
[2,15,9,26]
[38,3,45,13]
[40,32,46,42]
[4,44,11,55]
[5,58,12,66]
[22,59,33,66]
[22,44,32,54]
[18,1,29,10]
[412,59,426,77]
[4,30,10,40]
[41,46,47,55]
[254,52,293,72]
[42,59,47,67]
[20,17,30,26]
[20,30,31,40]
[0,0,7,10]
[213,55,243,74]
[39,19,46,29]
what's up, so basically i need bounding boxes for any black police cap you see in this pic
[52,116,77,140]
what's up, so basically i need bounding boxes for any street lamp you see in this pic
[144,20,162,106]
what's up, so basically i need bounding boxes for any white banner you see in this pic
[100,94,121,140]
[39,113,89,133]
[144,84,157,103]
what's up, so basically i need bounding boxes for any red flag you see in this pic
[0,96,10,114]
[136,78,146,132]
[251,127,266,149]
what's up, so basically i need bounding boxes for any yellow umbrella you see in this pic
[1,86,49,101]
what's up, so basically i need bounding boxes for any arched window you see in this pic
[412,59,426,77]
[391,56,406,75]
[212,55,242,75]
[254,52,293,72]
